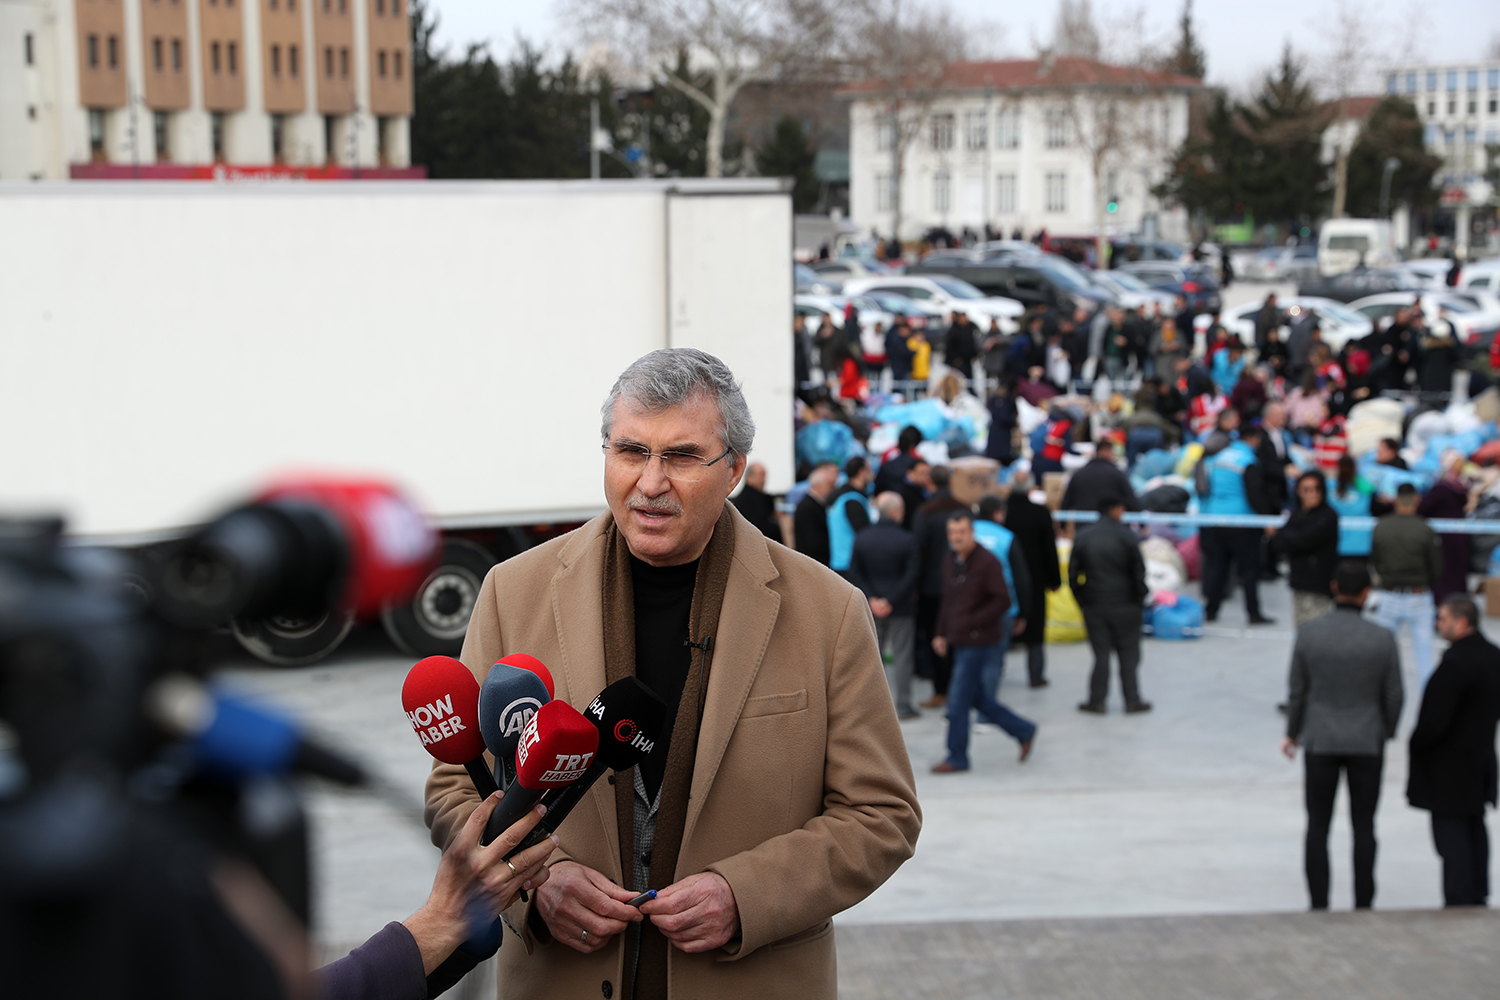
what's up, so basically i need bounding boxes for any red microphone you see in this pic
[497,653,554,699]
[480,700,599,846]
[402,655,498,800]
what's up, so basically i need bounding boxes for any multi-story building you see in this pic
[843,56,1202,243]
[0,0,418,180]
[1382,60,1499,184]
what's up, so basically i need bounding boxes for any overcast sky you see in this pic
[427,0,1499,97]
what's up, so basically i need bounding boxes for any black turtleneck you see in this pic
[630,554,698,801]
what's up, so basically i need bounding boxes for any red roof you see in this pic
[1331,95,1382,120]
[837,57,1204,97]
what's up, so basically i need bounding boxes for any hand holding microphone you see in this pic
[480,700,599,846]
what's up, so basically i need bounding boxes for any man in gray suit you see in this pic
[1282,561,1405,910]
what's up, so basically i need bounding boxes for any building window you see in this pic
[154,110,169,161]
[24,32,33,65]
[324,114,336,164]
[377,115,389,163]
[289,44,299,77]
[153,37,163,70]
[270,0,277,8]
[338,0,346,11]
[1386,74,1397,94]
[107,35,118,69]
[1490,99,1498,115]
[1045,171,1067,213]
[1427,100,1435,116]
[324,46,332,77]
[1489,69,1499,90]
[995,107,1019,149]
[1405,72,1416,94]
[1443,128,1455,146]
[930,113,954,151]
[995,173,1016,214]
[172,38,182,71]
[211,41,221,74]
[1465,126,1477,146]
[393,51,401,79]
[1448,100,1456,115]
[378,50,386,77]
[1426,71,1437,90]
[339,47,349,78]
[87,34,98,68]
[1045,109,1068,148]
[271,113,285,162]
[323,0,329,10]
[875,116,892,151]
[376,0,383,12]
[288,0,295,9]
[964,110,986,150]
[875,172,893,211]
[1424,123,1438,146]
[1469,100,1477,115]
[228,41,237,74]
[1467,69,1479,91]
[271,44,280,76]
[1446,70,1457,92]
[88,108,105,159]
[933,170,951,213]
[211,111,224,160]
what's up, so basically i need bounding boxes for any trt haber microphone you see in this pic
[402,655,497,800]
[508,677,667,857]
[498,653,554,699]
[477,662,550,789]
[480,700,599,847]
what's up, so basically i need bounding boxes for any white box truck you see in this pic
[0,179,794,663]
[1317,218,1399,276]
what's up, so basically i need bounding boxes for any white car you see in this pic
[1235,245,1320,282]
[1395,258,1455,288]
[1196,296,1373,354]
[841,275,1024,334]
[1347,291,1500,349]
[1458,259,1500,291]
[1089,270,1177,313]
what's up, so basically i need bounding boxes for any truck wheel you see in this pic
[232,609,356,666]
[380,539,496,657]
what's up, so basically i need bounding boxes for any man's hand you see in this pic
[1012,617,1026,636]
[931,635,948,656]
[535,861,642,954]
[1264,526,1277,537]
[639,871,740,953]
[868,597,892,619]
[1281,737,1298,760]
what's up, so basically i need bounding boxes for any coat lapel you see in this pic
[682,514,781,844]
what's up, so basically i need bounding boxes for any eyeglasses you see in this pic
[603,442,733,482]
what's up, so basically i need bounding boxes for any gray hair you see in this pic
[601,348,755,457]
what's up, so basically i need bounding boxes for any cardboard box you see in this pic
[1043,472,1067,511]
[1486,577,1500,618]
[949,456,1000,507]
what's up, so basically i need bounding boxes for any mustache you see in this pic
[628,496,682,516]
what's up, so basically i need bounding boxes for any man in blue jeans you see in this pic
[930,512,1037,773]
[1369,484,1442,689]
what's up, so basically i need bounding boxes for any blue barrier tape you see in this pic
[1051,510,1500,534]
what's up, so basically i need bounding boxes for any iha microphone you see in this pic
[477,661,550,789]
[401,655,497,800]
[508,677,667,857]
[480,700,599,847]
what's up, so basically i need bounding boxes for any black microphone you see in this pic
[506,677,667,858]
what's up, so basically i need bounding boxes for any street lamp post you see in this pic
[1378,156,1401,219]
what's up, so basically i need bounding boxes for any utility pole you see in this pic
[982,79,992,237]
[1378,156,1400,219]
[590,97,601,180]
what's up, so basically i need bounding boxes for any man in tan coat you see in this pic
[424,348,921,1000]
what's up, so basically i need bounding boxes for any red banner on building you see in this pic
[70,163,427,181]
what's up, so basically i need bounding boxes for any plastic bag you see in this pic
[1046,543,1088,644]
[1149,593,1204,640]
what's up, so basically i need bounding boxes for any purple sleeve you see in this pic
[317,922,428,1000]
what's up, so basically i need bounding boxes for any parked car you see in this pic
[852,291,946,336]
[1458,259,1500,291]
[1197,296,1373,355]
[1235,244,1319,282]
[1395,258,1455,288]
[810,258,894,284]
[1297,268,1423,303]
[840,274,1025,333]
[1347,291,1500,349]
[903,254,1112,314]
[1110,238,1185,265]
[1089,270,1178,313]
[1117,260,1222,316]
[795,262,837,295]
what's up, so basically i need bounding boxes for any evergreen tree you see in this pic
[1343,96,1441,217]
[1155,91,1249,219]
[755,116,820,212]
[1164,0,1206,80]
[1236,44,1328,225]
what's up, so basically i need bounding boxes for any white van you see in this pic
[1318,219,1399,276]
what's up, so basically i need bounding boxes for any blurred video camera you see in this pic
[0,478,439,998]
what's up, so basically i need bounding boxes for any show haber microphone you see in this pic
[507,677,667,857]
[477,660,551,789]
[480,700,599,847]
[401,655,498,800]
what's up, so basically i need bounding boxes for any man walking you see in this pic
[1007,470,1061,687]
[972,494,1032,702]
[930,513,1038,772]
[792,462,838,565]
[849,492,923,720]
[1407,595,1500,907]
[1200,424,1276,625]
[1369,483,1443,689]
[1282,561,1404,910]
[912,466,968,708]
[1071,496,1151,714]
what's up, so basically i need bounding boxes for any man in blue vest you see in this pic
[973,494,1032,703]
[826,457,873,577]
[1200,424,1276,625]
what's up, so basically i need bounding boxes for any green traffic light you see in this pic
[1106,201,1118,214]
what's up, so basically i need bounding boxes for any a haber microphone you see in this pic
[402,655,497,800]
[508,677,667,856]
[477,662,550,789]
[480,700,599,847]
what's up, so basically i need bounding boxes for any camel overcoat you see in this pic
[423,506,922,1000]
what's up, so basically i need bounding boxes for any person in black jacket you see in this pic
[791,462,837,565]
[848,492,923,719]
[1407,595,1500,907]
[1060,440,1139,514]
[1070,495,1150,714]
[911,466,970,706]
[730,461,782,544]
[1274,472,1341,629]
[944,310,978,377]
[1007,470,1062,687]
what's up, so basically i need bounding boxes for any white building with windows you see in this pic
[1381,60,1500,186]
[843,56,1202,243]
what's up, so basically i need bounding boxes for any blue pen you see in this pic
[627,890,657,907]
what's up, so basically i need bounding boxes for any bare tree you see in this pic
[842,0,969,242]
[562,0,843,178]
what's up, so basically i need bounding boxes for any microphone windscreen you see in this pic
[478,663,550,762]
[498,653,555,699]
[401,656,486,765]
[582,677,668,771]
[514,701,600,791]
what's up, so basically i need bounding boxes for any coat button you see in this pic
[602,982,613,999]
[641,851,652,866]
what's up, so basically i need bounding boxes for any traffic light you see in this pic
[1106,195,1119,214]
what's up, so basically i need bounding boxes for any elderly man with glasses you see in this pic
[423,348,921,1000]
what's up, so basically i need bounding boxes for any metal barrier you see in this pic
[1050,509,1500,534]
